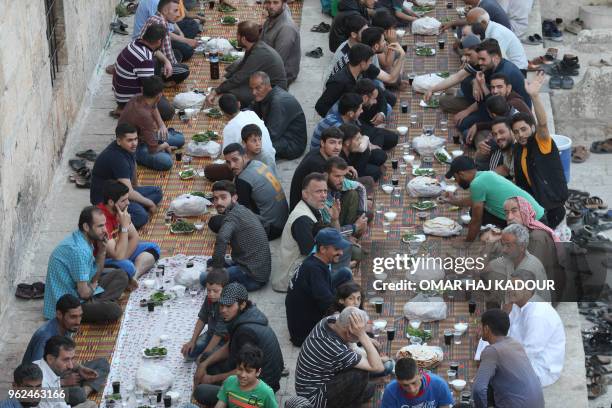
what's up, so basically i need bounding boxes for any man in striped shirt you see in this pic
[111,24,176,119]
[295,307,383,408]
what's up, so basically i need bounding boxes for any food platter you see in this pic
[396,345,443,368]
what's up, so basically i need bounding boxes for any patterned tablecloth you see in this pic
[101,255,210,407]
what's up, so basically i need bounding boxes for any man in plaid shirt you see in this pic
[140,0,191,86]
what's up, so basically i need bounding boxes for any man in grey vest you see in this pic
[223,143,289,240]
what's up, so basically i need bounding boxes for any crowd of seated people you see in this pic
[5,1,577,407]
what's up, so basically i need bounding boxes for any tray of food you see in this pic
[170,219,196,234]
[412,168,436,177]
[396,345,443,368]
[220,16,238,25]
[411,201,437,211]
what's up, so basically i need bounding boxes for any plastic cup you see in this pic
[447,369,457,383]
[444,329,453,345]
[454,330,462,344]
[401,102,408,113]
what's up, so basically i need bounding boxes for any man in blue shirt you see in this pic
[24,295,110,406]
[43,206,129,323]
[382,357,453,408]
[0,363,43,408]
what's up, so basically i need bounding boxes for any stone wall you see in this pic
[0,1,116,316]
[540,0,611,24]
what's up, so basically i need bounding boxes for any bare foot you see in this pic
[128,278,139,291]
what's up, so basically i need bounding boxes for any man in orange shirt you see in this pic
[510,71,568,229]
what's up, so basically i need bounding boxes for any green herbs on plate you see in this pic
[406,326,432,340]
[412,168,436,177]
[206,107,223,119]
[415,46,435,56]
[218,2,237,12]
[192,131,219,143]
[170,219,196,233]
[143,347,167,357]
[220,54,239,63]
[411,201,437,210]
[221,16,237,25]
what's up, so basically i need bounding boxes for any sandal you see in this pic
[571,145,589,163]
[561,76,574,89]
[306,47,323,58]
[544,47,559,61]
[69,158,87,172]
[15,283,34,299]
[111,23,129,35]
[583,196,607,210]
[591,139,612,154]
[76,149,97,161]
[549,75,562,89]
[587,382,606,399]
[31,282,45,299]
[521,34,543,45]
[310,22,330,33]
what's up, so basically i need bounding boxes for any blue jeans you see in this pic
[201,259,265,291]
[186,330,226,361]
[104,241,161,278]
[136,129,185,171]
[128,186,163,229]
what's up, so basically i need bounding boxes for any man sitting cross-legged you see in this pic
[111,23,175,120]
[23,295,109,407]
[193,283,284,405]
[205,181,272,291]
[285,228,353,346]
[295,306,383,408]
[223,143,288,240]
[34,336,99,408]
[43,206,129,323]
[139,0,191,87]
[91,123,163,229]
[205,21,287,107]
[118,75,185,171]
[382,357,453,408]
[97,181,160,290]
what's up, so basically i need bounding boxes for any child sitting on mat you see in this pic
[181,268,229,361]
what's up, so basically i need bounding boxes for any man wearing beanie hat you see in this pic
[424,34,482,114]
[285,228,353,346]
[442,156,544,242]
[194,282,284,406]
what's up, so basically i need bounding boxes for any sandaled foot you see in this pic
[591,139,612,153]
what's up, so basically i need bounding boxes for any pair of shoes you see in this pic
[542,19,563,41]
[76,149,97,161]
[110,21,129,35]
[591,138,612,154]
[550,54,580,76]
[305,47,323,58]
[521,33,543,45]
[549,75,573,89]
[310,22,330,33]
[566,18,585,34]
[15,282,45,299]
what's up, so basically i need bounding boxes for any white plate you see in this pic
[412,168,436,177]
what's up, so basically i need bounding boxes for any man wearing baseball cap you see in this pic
[194,282,284,406]
[424,34,482,113]
[442,156,544,242]
[285,228,353,346]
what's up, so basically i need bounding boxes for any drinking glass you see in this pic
[135,390,144,406]
[444,329,453,346]
[410,336,423,345]
[410,113,418,125]
[447,369,457,383]
[190,288,198,305]
[453,330,462,344]
[382,222,390,234]
[410,319,421,329]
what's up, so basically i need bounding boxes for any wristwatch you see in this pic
[120,227,129,233]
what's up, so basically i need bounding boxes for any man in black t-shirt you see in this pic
[285,228,353,346]
[90,123,162,229]
[475,117,515,179]
[315,44,387,118]
[289,128,357,210]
